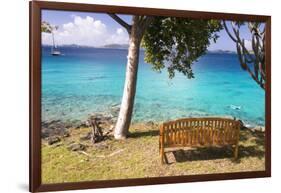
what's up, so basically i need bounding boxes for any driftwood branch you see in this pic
[96,149,125,158]
[108,13,132,34]
[88,117,104,143]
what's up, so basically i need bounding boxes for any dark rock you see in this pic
[41,120,69,138]
[67,143,86,151]
[63,131,70,138]
[66,141,75,146]
[73,120,88,129]
[146,121,155,126]
[48,137,61,145]
[75,122,89,129]
[41,128,51,138]
[53,143,62,148]
[64,121,74,128]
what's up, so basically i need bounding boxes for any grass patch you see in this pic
[42,123,265,184]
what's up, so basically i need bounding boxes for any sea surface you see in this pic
[42,46,265,126]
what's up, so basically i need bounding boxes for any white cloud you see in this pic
[116,28,124,35]
[42,16,129,47]
[105,28,129,45]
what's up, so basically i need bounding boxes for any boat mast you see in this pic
[51,31,56,53]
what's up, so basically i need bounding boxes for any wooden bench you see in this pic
[159,117,241,164]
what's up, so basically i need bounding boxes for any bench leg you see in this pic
[234,144,239,160]
[160,147,167,164]
[160,149,164,164]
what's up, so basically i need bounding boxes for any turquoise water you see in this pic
[42,46,265,126]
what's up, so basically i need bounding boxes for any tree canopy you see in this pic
[142,17,222,79]
[41,21,58,33]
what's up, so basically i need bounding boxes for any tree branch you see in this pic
[108,13,132,34]
[139,16,155,34]
[230,22,255,62]
[223,20,238,42]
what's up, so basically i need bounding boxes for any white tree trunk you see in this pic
[114,17,142,139]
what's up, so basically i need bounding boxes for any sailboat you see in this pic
[51,31,61,56]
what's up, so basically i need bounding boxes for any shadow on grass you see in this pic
[171,127,265,163]
[171,145,264,163]
[128,126,265,164]
[240,127,265,147]
[128,130,159,138]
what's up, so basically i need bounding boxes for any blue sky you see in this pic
[42,9,259,51]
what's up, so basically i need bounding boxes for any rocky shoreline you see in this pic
[42,112,116,138]
[42,111,265,147]
[42,99,266,140]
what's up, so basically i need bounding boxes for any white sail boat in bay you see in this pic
[51,29,61,56]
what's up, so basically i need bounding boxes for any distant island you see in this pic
[42,43,130,49]
[208,49,237,54]
[42,45,240,54]
[102,44,129,49]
